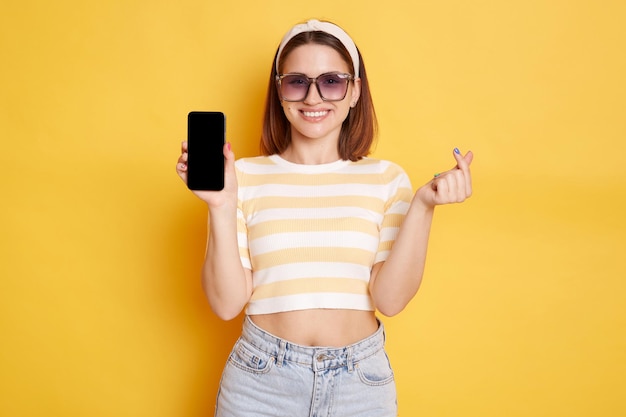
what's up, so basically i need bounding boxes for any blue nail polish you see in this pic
[454,147,461,154]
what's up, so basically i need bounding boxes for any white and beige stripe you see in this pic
[235,155,412,314]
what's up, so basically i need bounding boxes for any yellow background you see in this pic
[1,0,625,416]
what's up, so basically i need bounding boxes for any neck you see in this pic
[280,141,341,165]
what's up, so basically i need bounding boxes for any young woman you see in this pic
[176,19,473,417]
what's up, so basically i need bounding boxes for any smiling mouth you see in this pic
[302,110,329,118]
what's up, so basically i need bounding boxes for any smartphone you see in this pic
[186,111,225,191]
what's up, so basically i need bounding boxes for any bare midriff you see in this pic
[249,309,379,347]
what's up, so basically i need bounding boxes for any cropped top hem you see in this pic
[245,294,376,315]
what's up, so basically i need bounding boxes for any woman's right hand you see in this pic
[176,141,238,209]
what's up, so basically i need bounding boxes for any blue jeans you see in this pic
[215,316,397,417]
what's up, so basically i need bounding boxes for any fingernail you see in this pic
[227,142,231,151]
[454,147,461,154]
[433,173,440,178]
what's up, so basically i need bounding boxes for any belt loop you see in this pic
[277,340,286,367]
[347,346,354,373]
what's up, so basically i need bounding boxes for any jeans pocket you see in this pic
[227,338,275,375]
[355,349,395,386]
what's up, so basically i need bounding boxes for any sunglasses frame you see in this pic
[275,72,354,102]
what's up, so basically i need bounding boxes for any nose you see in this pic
[303,81,323,104]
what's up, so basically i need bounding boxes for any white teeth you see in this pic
[303,111,328,118]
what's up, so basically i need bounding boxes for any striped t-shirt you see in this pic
[235,154,413,315]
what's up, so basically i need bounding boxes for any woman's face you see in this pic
[279,43,361,148]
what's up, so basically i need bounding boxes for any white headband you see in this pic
[276,19,360,78]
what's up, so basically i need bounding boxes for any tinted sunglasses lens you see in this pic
[280,75,309,101]
[317,73,349,101]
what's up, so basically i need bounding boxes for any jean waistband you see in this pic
[241,315,386,372]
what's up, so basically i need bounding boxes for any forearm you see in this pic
[202,205,252,320]
[370,198,434,316]
[371,148,474,316]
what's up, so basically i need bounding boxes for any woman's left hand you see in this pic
[415,148,474,208]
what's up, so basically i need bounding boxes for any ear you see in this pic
[350,77,362,107]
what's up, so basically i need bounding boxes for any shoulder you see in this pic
[235,155,276,172]
[355,159,413,205]
[352,157,405,171]
[352,158,410,182]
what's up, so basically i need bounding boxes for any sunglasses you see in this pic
[276,72,354,102]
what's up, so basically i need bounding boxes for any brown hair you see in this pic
[260,30,377,161]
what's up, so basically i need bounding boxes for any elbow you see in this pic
[201,272,251,322]
[205,288,248,321]
[376,302,407,318]
[373,287,421,317]
[211,303,245,321]
[369,266,423,317]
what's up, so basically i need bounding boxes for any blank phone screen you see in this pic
[187,111,225,191]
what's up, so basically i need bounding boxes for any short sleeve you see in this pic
[235,162,251,270]
[374,163,413,263]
